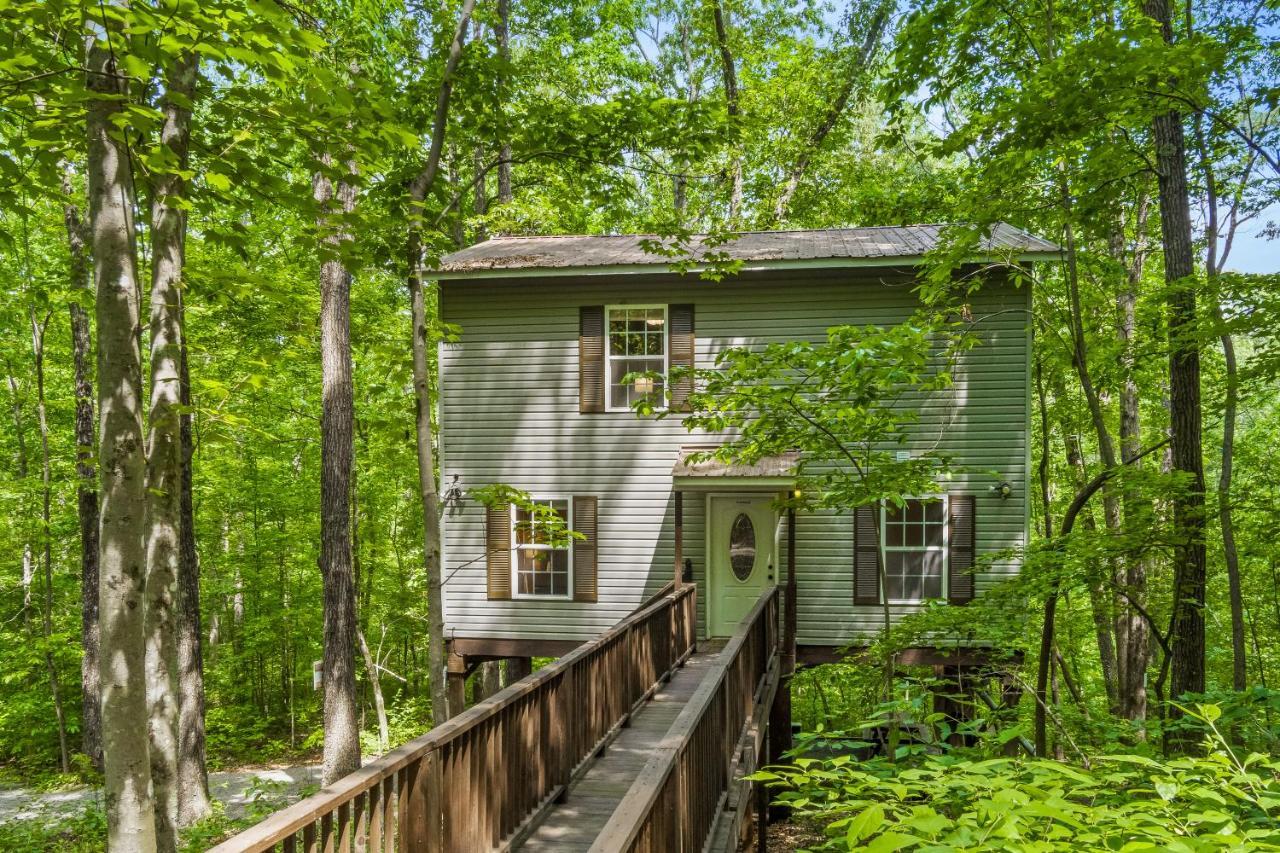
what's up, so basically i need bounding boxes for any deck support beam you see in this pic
[446,649,468,717]
[770,506,797,760]
[673,489,683,589]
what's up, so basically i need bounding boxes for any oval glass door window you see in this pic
[729,513,756,581]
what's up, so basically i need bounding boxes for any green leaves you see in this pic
[763,736,1280,851]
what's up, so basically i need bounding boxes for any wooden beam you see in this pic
[796,645,1024,669]
[674,489,684,589]
[448,637,584,659]
[784,506,797,674]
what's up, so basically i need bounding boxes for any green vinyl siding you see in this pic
[438,267,1030,645]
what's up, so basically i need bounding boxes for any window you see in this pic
[511,499,572,598]
[882,497,947,602]
[606,305,666,411]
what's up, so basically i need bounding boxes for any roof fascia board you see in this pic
[433,251,1061,281]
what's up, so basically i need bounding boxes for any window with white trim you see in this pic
[511,499,572,598]
[606,305,666,411]
[882,497,947,602]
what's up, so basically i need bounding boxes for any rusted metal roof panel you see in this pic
[438,224,1059,276]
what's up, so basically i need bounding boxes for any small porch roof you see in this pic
[671,447,799,490]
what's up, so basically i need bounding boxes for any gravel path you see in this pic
[0,764,322,826]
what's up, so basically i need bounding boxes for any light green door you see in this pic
[708,495,776,636]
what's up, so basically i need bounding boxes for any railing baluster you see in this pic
[212,585,698,853]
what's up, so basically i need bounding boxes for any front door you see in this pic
[708,495,776,636]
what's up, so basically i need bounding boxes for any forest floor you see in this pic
[0,762,321,825]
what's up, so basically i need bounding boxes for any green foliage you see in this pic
[758,705,1280,851]
[0,804,109,853]
[657,314,971,512]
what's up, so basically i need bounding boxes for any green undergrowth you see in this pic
[753,703,1280,852]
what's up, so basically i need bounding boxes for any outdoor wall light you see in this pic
[992,481,1013,500]
[442,474,464,509]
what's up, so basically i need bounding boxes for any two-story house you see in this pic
[434,225,1056,684]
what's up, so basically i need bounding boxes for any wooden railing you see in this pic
[590,585,781,853]
[209,583,697,853]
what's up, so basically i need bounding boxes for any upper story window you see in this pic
[882,497,947,602]
[512,498,572,598]
[606,305,666,411]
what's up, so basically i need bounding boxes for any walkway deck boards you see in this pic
[515,642,725,852]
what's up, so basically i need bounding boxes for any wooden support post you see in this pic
[756,768,768,853]
[504,656,532,686]
[446,650,468,717]
[769,506,797,789]
[785,506,797,672]
[673,489,683,589]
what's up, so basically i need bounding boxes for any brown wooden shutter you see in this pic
[948,495,976,604]
[667,304,695,411]
[573,496,598,602]
[579,306,605,413]
[853,504,880,605]
[485,504,511,600]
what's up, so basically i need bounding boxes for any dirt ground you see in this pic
[736,818,828,851]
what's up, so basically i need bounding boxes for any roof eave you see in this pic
[433,250,1062,281]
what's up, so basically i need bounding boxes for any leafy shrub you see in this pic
[754,704,1280,851]
[0,803,107,852]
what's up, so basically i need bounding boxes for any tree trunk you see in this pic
[1114,198,1152,724]
[406,0,476,726]
[1143,0,1206,727]
[1064,433,1120,709]
[356,627,390,752]
[771,1,890,223]
[315,157,361,785]
[31,311,71,774]
[6,368,33,616]
[176,305,211,821]
[495,0,513,207]
[86,24,158,850]
[1195,117,1247,693]
[144,52,198,849]
[64,171,103,769]
[1218,327,1244,690]
[708,0,743,223]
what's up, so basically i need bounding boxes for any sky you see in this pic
[1222,202,1278,274]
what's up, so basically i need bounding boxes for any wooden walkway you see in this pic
[515,643,726,852]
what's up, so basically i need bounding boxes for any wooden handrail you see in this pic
[589,585,781,853]
[209,583,698,853]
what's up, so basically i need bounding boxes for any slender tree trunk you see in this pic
[31,311,71,773]
[1059,192,1123,714]
[1217,327,1244,690]
[495,0,513,207]
[315,156,361,785]
[1064,433,1120,708]
[86,23,158,850]
[1115,219,1152,724]
[1143,0,1206,728]
[771,1,890,223]
[406,0,475,725]
[356,627,389,752]
[64,171,103,769]
[708,0,743,223]
[143,52,197,849]
[1195,119,1248,693]
[176,308,211,821]
[6,368,34,617]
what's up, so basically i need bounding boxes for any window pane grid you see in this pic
[606,307,666,410]
[882,498,946,602]
[513,499,571,598]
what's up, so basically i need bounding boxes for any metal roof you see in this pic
[672,448,800,480]
[437,224,1059,279]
